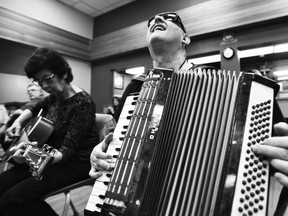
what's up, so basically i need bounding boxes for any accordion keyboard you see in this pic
[85,94,138,214]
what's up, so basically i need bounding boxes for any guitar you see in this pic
[23,143,57,180]
[1,116,55,180]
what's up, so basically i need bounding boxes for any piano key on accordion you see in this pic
[86,68,281,216]
[84,94,139,215]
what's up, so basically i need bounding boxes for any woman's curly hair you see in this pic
[24,47,73,83]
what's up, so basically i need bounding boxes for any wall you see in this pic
[91,18,288,113]
[92,49,151,113]
[0,53,91,104]
[91,0,288,60]
[113,71,133,97]
[0,73,37,103]
[0,3,92,104]
[0,0,93,39]
[66,56,91,94]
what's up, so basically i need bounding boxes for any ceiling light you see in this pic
[239,46,274,58]
[274,43,288,53]
[276,76,288,81]
[273,70,288,77]
[188,54,221,64]
[125,66,145,75]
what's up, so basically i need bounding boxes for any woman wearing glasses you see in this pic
[0,47,99,216]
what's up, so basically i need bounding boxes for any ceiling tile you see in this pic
[83,0,111,10]
[74,2,97,15]
[109,0,133,9]
[57,0,136,17]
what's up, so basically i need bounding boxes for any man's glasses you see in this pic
[32,74,55,86]
[147,12,186,33]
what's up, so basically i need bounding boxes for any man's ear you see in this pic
[182,34,191,46]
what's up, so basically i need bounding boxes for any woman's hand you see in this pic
[6,109,33,139]
[6,121,21,139]
[11,141,36,164]
[89,133,114,178]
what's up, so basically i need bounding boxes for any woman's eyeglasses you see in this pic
[147,12,186,33]
[32,74,55,86]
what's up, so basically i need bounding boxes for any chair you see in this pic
[44,113,116,216]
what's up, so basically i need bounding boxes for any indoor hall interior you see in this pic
[1,0,288,215]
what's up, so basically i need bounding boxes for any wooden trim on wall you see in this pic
[0,7,90,60]
[91,0,288,61]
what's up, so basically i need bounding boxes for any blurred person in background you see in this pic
[0,84,45,150]
[106,96,121,121]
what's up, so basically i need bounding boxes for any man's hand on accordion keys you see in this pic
[89,133,114,178]
[253,122,288,188]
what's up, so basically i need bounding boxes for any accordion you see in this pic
[85,68,283,216]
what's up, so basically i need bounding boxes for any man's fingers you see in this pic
[253,144,288,161]
[270,159,288,176]
[90,149,112,171]
[93,135,113,160]
[260,122,288,149]
[262,136,288,150]
[89,133,115,174]
[102,133,114,151]
[94,147,112,160]
[274,172,288,188]
[89,168,103,179]
[274,122,288,136]
[94,159,112,171]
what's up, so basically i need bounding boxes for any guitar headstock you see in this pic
[23,144,54,180]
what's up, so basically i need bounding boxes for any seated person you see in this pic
[0,105,9,154]
[89,11,288,193]
[0,105,9,134]
[0,47,99,216]
[105,96,121,121]
[6,83,45,123]
[0,84,45,149]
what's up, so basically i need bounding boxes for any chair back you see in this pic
[95,113,116,141]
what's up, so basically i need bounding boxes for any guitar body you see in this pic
[1,116,55,180]
[23,116,54,147]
